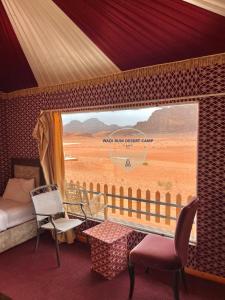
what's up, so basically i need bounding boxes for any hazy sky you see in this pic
[62,107,164,126]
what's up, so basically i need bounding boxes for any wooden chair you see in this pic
[128,197,199,300]
[30,184,86,267]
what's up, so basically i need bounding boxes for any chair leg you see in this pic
[35,228,40,251]
[180,267,187,291]
[128,263,135,299]
[173,270,180,300]
[54,230,60,267]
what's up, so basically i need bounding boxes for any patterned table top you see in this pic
[84,221,133,244]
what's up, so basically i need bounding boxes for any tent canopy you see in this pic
[1,0,225,93]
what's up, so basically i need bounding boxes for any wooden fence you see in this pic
[65,180,194,228]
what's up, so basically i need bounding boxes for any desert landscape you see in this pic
[62,104,198,237]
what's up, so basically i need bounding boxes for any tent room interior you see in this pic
[0,0,225,299]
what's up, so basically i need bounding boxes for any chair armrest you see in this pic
[92,192,103,200]
[63,202,86,206]
[33,212,55,218]
[33,213,57,230]
[63,202,87,221]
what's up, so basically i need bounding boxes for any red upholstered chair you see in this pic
[128,197,199,300]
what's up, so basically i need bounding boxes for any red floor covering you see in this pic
[0,235,224,300]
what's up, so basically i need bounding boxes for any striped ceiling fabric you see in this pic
[1,0,225,93]
[1,0,120,89]
[183,0,225,17]
[0,0,37,92]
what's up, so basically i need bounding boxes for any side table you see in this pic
[84,220,133,280]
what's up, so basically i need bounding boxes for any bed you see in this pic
[0,158,44,253]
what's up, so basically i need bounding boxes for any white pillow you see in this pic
[3,178,35,203]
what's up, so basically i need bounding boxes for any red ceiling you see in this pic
[1,0,225,93]
[0,1,37,93]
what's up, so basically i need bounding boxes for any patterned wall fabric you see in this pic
[0,98,9,195]
[197,95,225,276]
[0,58,225,277]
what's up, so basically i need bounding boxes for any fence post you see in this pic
[119,186,124,215]
[146,190,150,221]
[89,182,93,200]
[104,184,108,220]
[97,183,101,202]
[176,194,182,219]
[187,195,193,204]
[155,191,160,223]
[136,189,141,219]
[165,192,171,225]
[128,187,132,217]
[112,185,116,214]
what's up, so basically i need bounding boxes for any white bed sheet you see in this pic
[0,197,34,232]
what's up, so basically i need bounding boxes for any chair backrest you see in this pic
[30,184,64,221]
[174,197,199,266]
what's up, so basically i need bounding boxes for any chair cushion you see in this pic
[41,218,83,232]
[129,233,181,270]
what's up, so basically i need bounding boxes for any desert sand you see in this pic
[63,133,197,238]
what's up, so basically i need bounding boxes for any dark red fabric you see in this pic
[175,197,199,265]
[54,0,225,70]
[130,233,181,270]
[0,1,37,92]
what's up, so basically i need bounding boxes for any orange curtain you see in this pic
[33,111,75,243]
[33,111,65,196]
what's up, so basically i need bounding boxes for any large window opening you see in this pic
[62,103,198,239]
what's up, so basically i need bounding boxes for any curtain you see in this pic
[33,111,75,243]
[33,111,65,196]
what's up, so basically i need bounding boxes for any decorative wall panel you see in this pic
[197,95,225,277]
[0,97,9,195]
[1,54,225,277]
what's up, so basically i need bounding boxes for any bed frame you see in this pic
[0,158,44,253]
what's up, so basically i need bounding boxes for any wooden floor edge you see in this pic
[185,267,225,284]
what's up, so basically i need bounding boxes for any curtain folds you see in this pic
[33,111,75,244]
[33,111,65,197]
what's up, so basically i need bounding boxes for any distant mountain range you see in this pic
[63,104,198,135]
[63,118,120,134]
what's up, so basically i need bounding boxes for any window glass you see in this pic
[62,103,198,239]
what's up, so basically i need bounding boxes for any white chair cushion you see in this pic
[41,218,83,232]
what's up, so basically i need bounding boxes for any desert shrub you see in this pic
[157,180,173,190]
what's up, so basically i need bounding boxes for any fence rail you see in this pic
[65,180,193,227]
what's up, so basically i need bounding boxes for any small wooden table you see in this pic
[84,220,133,280]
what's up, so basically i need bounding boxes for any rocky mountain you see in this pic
[63,105,198,135]
[63,118,120,134]
[134,104,198,133]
